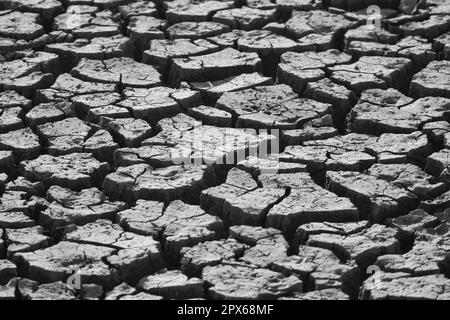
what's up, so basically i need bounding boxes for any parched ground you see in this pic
[0,0,450,300]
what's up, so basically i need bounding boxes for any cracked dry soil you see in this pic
[0,0,450,300]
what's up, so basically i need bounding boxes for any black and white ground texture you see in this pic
[0,0,449,300]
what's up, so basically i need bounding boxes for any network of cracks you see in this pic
[0,0,450,300]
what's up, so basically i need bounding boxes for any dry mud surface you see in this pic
[0,0,450,300]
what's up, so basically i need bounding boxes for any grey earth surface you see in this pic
[0,0,449,300]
